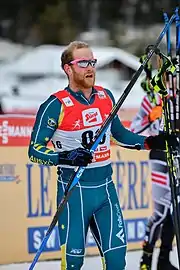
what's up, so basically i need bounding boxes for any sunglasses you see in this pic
[69,58,97,68]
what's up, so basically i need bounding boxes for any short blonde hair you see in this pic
[61,41,89,69]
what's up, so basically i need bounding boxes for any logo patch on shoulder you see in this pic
[62,97,74,107]
[97,91,106,99]
[82,108,102,126]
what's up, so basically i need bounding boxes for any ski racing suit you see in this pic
[28,86,147,270]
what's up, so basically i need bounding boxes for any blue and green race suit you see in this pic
[28,86,146,270]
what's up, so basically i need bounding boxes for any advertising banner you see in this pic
[0,116,152,264]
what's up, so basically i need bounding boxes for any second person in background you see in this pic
[130,56,178,270]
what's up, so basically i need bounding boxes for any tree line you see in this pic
[0,0,177,45]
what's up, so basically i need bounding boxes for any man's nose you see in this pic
[87,64,94,70]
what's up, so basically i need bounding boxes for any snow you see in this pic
[0,45,139,76]
[0,247,178,269]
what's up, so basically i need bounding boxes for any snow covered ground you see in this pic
[0,248,178,270]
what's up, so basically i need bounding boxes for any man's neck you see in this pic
[69,83,93,100]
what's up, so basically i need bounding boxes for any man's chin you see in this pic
[85,83,94,88]
[84,79,95,88]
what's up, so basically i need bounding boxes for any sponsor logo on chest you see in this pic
[82,108,102,126]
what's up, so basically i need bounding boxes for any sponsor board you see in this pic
[0,116,152,264]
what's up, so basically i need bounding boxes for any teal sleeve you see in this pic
[28,95,62,166]
[104,89,147,150]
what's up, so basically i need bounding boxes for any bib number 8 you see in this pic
[82,130,106,146]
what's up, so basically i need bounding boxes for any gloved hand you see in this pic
[144,133,179,151]
[59,148,93,166]
[149,106,162,122]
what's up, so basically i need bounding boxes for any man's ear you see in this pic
[64,64,72,75]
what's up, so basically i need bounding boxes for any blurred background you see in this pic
[0,0,178,116]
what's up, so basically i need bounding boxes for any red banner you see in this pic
[0,115,131,146]
[0,116,35,146]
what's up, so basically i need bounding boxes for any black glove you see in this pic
[59,148,93,166]
[144,133,179,151]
